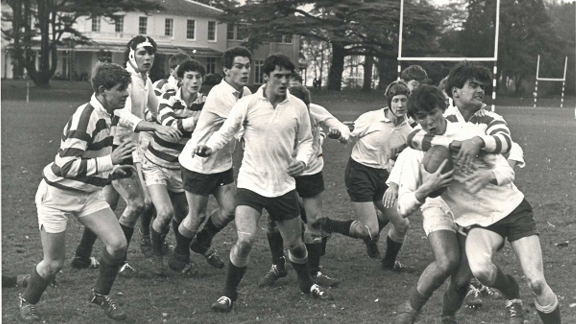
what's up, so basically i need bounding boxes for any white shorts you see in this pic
[133,132,154,164]
[35,180,110,233]
[421,205,458,236]
[141,158,184,193]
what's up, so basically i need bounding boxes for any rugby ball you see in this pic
[421,145,453,198]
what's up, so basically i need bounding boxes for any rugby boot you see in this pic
[505,299,525,324]
[258,256,288,287]
[464,284,484,309]
[309,283,334,301]
[168,251,196,276]
[118,262,137,278]
[312,271,340,287]
[395,300,420,324]
[71,256,100,269]
[19,296,40,322]
[140,236,154,258]
[383,261,410,273]
[363,238,381,259]
[211,296,234,313]
[190,241,225,269]
[90,289,127,321]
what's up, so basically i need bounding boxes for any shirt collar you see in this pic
[256,85,290,104]
[220,79,242,98]
[379,107,408,126]
[125,62,147,80]
[90,94,110,116]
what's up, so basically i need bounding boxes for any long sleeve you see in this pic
[295,106,315,166]
[387,149,409,186]
[205,100,247,152]
[310,104,351,142]
[406,128,453,151]
[475,114,512,154]
[397,149,425,217]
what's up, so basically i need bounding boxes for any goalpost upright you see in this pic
[533,55,569,109]
[397,0,501,111]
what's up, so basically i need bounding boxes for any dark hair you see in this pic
[407,85,448,119]
[384,80,411,108]
[177,59,206,78]
[91,62,131,95]
[263,53,295,76]
[169,53,192,69]
[290,73,303,83]
[445,61,492,99]
[222,46,252,69]
[401,65,428,82]
[124,35,157,64]
[288,85,311,107]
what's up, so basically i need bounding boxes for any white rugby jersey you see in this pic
[145,88,205,169]
[303,103,351,176]
[397,121,524,228]
[179,79,251,174]
[43,95,141,192]
[350,108,412,170]
[205,86,314,198]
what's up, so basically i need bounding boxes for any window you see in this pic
[114,16,124,33]
[186,20,195,40]
[206,57,216,74]
[165,18,173,37]
[91,16,100,32]
[227,24,235,40]
[282,34,293,44]
[255,60,264,84]
[139,17,147,34]
[208,21,216,41]
[237,25,248,40]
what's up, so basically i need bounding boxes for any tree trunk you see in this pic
[362,54,373,92]
[10,0,24,79]
[328,42,345,91]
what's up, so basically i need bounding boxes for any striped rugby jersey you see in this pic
[407,105,512,154]
[42,95,141,192]
[144,88,206,169]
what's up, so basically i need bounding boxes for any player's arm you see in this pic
[460,154,515,194]
[289,105,315,177]
[505,141,525,169]
[147,82,160,118]
[383,149,409,208]
[310,104,351,144]
[199,98,248,156]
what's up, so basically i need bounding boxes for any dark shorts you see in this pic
[181,167,234,196]
[470,199,539,243]
[236,188,300,222]
[112,144,134,166]
[345,158,389,203]
[295,172,325,198]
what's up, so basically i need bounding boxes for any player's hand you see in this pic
[327,128,341,139]
[456,137,484,171]
[156,125,182,141]
[460,163,494,194]
[419,160,453,197]
[382,183,399,208]
[111,165,135,180]
[287,160,306,177]
[449,140,462,152]
[111,141,136,165]
[194,145,213,157]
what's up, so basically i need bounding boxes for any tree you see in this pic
[301,37,331,85]
[1,0,162,87]
[215,0,441,91]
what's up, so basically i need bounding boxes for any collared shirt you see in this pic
[205,86,314,198]
[43,94,141,192]
[303,103,351,176]
[350,108,412,170]
[145,88,206,169]
[179,79,251,174]
[153,75,178,97]
[397,121,524,227]
[407,105,512,154]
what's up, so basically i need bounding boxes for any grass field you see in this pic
[2,80,575,324]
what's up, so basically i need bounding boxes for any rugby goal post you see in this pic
[397,0,501,111]
[533,55,568,109]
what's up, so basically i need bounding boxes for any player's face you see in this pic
[454,78,485,109]
[135,47,155,73]
[104,82,130,111]
[414,106,447,136]
[289,77,302,87]
[180,70,203,96]
[390,94,408,117]
[224,56,251,89]
[406,80,420,91]
[265,66,292,98]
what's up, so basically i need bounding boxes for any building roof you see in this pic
[68,41,222,57]
[153,0,223,18]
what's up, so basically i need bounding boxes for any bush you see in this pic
[204,73,223,85]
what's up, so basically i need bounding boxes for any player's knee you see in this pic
[235,239,254,257]
[155,206,175,227]
[106,236,127,257]
[349,220,370,239]
[470,263,496,286]
[287,242,307,259]
[395,218,410,235]
[527,277,547,296]
[266,219,279,234]
[436,254,459,275]
[126,196,145,216]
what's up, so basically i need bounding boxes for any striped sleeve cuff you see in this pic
[96,155,114,174]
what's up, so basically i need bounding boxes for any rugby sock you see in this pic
[139,208,155,237]
[320,235,329,256]
[150,228,166,256]
[267,230,285,265]
[22,266,52,304]
[288,250,314,293]
[174,220,193,256]
[223,259,247,301]
[322,219,354,237]
[409,286,432,311]
[536,295,561,324]
[3,275,17,288]
[442,281,469,316]
[193,217,220,252]
[75,227,98,259]
[305,243,322,275]
[381,236,403,269]
[94,249,124,295]
[491,268,519,300]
